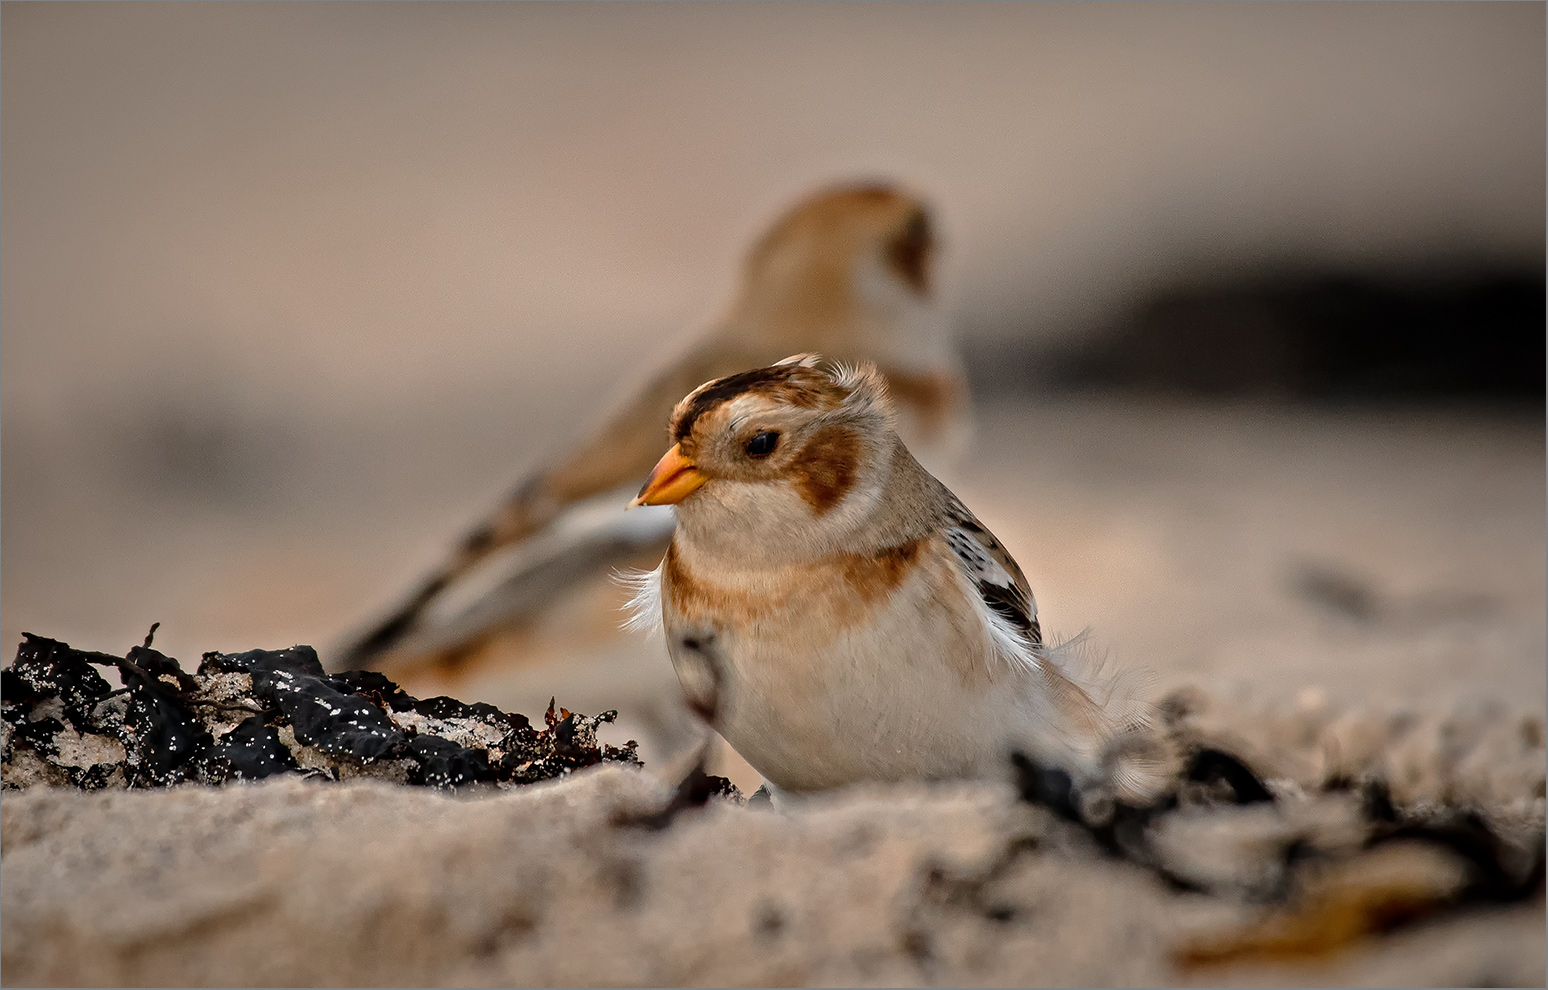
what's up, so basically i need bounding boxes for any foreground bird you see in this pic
[336,182,969,683]
[627,355,1143,795]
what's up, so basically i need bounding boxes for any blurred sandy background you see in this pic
[3,3,1543,770]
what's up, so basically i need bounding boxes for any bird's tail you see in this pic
[334,573,454,673]
[330,475,563,672]
[333,496,678,678]
[1029,629,1179,803]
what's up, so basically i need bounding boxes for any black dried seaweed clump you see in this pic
[1,632,638,791]
[1009,744,1544,966]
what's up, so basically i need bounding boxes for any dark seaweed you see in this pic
[3,632,638,792]
[411,692,530,734]
[200,715,301,781]
[406,735,496,788]
[1012,742,1546,951]
[3,634,116,726]
[118,657,212,786]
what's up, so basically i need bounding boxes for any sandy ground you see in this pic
[3,719,1544,987]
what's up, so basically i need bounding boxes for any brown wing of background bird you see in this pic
[335,340,771,671]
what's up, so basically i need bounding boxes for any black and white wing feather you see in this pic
[934,484,1167,796]
[939,491,1042,656]
[938,488,1136,748]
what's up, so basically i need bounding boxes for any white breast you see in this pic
[659,542,1052,793]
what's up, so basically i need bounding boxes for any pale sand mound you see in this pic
[3,688,1543,988]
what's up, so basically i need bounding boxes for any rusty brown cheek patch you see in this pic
[794,426,860,514]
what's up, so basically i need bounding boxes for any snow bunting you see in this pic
[628,355,1144,795]
[336,182,970,683]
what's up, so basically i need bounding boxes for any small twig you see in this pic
[117,657,163,694]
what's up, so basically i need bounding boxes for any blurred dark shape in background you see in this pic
[1288,560,1382,624]
[1287,558,1500,629]
[970,262,1545,401]
[110,398,302,506]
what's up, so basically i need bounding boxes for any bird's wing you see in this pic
[938,490,1117,743]
[939,491,1041,647]
[335,339,771,670]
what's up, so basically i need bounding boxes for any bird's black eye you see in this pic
[744,431,780,458]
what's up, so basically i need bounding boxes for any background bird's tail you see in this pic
[331,497,677,678]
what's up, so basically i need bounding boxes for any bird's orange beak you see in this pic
[631,443,708,507]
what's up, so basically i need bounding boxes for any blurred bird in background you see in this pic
[332,182,972,694]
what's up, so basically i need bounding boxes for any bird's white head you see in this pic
[632,354,899,560]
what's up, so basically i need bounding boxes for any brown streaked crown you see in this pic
[669,363,847,444]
